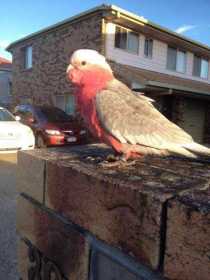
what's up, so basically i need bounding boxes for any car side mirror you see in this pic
[15,115,21,121]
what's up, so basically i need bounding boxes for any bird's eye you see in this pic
[81,61,86,66]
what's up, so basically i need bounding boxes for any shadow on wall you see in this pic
[0,153,17,193]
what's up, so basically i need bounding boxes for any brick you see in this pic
[17,150,46,203]
[44,145,207,270]
[17,147,85,202]
[18,239,30,280]
[164,190,210,280]
[17,195,89,280]
[10,14,103,106]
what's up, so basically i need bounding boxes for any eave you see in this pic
[6,4,210,59]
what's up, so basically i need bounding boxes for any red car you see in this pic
[14,105,88,148]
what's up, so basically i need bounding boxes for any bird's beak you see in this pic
[66,64,73,74]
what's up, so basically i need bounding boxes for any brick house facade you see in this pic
[8,10,104,113]
[7,5,210,143]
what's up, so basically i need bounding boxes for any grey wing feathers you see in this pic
[96,79,194,152]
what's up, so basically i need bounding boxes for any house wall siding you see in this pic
[105,22,210,84]
[11,14,103,106]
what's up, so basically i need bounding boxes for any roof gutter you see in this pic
[6,4,109,52]
[7,4,210,53]
[147,80,210,97]
[109,5,210,52]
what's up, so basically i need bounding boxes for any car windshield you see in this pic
[39,107,73,122]
[0,109,15,121]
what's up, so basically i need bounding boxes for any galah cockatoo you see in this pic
[66,49,210,160]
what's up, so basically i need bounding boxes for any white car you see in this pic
[0,107,35,152]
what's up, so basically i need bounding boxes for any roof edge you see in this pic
[6,4,110,51]
[7,4,210,53]
[109,5,210,52]
[147,80,210,96]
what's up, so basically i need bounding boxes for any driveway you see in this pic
[0,153,18,279]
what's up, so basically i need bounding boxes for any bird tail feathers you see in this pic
[183,142,210,157]
[167,145,197,159]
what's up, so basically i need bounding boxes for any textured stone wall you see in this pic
[165,191,210,280]
[10,13,103,106]
[17,145,210,280]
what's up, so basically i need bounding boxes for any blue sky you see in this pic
[1,0,210,60]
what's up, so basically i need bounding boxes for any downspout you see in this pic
[101,18,106,56]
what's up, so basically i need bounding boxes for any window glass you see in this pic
[115,26,139,54]
[115,26,127,50]
[193,56,208,79]
[24,46,33,69]
[39,107,72,122]
[200,59,209,79]
[176,50,186,73]
[0,109,15,121]
[167,47,186,73]
[193,55,201,77]
[144,38,153,58]
[65,95,75,116]
[127,32,139,54]
[167,47,177,71]
[55,95,65,111]
[55,95,75,116]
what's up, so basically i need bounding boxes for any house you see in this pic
[6,5,210,143]
[0,57,12,108]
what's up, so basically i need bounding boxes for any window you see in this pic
[24,46,33,69]
[193,55,209,79]
[167,47,186,73]
[115,26,139,54]
[55,95,65,111]
[55,95,75,116]
[0,108,15,121]
[176,51,186,73]
[144,38,153,58]
[39,107,72,122]
[65,95,75,115]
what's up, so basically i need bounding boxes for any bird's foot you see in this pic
[106,154,120,162]
[103,152,141,167]
[122,150,142,160]
[119,155,137,166]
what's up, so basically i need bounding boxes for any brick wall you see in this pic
[17,145,210,280]
[10,13,103,107]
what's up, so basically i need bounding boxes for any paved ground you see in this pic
[0,153,18,279]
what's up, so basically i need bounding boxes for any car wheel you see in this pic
[36,135,46,148]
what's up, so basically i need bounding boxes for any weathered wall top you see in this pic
[17,144,210,279]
